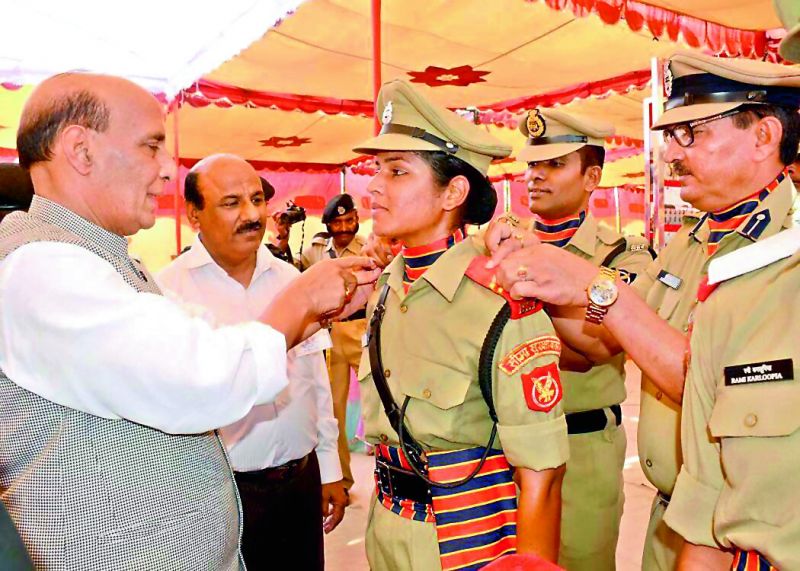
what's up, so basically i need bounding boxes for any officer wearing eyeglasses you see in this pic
[483,51,800,570]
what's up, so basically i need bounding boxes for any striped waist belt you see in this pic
[732,550,777,570]
[566,404,621,435]
[374,444,518,570]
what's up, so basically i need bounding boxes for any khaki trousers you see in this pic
[559,421,626,571]
[328,318,366,489]
[641,492,683,571]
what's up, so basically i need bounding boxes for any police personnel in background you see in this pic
[662,4,800,567]
[509,109,653,570]
[301,193,366,491]
[485,52,800,570]
[354,79,568,569]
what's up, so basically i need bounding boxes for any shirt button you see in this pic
[682,325,689,332]
[744,413,758,428]
[645,459,653,468]
[656,391,663,401]
[380,434,389,443]
[422,389,432,399]
[384,369,391,378]
[399,305,408,313]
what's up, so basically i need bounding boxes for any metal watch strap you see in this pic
[585,266,617,325]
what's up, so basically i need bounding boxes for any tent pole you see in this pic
[371,0,382,135]
[171,99,182,256]
[503,178,511,213]
[340,166,346,195]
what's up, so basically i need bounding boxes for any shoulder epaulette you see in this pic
[310,236,328,246]
[464,256,543,319]
[625,235,656,258]
[708,227,800,285]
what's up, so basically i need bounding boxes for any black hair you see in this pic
[17,89,110,170]
[184,170,204,209]
[414,151,497,225]
[576,145,606,173]
[731,104,800,166]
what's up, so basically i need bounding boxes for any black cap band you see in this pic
[528,134,588,146]
[379,123,459,154]
[667,73,800,110]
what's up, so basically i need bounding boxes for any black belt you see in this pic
[566,404,622,435]
[236,453,310,482]
[341,308,367,322]
[375,458,432,505]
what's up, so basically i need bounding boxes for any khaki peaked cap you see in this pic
[352,79,511,176]
[653,52,800,129]
[517,108,614,163]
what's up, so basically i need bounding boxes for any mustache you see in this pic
[669,162,693,177]
[330,230,356,237]
[235,221,263,234]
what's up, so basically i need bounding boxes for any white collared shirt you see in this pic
[157,238,342,482]
[0,242,288,435]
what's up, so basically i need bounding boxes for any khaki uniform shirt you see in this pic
[547,213,652,412]
[358,237,569,471]
[300,234,366,269]
[631,178,796,495]
[664,229,800,568]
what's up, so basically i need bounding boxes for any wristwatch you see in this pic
[585,266,619,324]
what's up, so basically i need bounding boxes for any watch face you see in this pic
[589,281,618,306]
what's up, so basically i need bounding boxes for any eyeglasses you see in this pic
[661,109,741,148]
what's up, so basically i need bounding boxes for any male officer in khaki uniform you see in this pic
[301,193,366,490]
[663,5,800,568]
[515,109,653,570]
[485,52,800,570]
[664,229,800,569]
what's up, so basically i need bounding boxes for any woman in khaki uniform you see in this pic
[354,79,569,570]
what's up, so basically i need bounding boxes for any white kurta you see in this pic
[158,238,342,482]
[0,240,289,435]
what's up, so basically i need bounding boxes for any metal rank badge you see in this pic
[526,109,546,138]
[663,64,674,98]
[382,101,393,125]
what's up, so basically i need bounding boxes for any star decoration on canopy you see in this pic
[259,136,311,148]
[407,65,490,87]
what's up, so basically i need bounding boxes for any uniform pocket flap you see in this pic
[657,287,681,320]
[709,383,800,438]
[399,372,473,411]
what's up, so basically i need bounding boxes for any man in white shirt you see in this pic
[158,154,347,570]
[0,72,377,569]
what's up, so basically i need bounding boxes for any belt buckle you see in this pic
[375,460,393,498]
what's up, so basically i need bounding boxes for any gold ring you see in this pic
[344,282,354,300]
[516,265,529,280]
[513,232,526,245]
[502,214,520,227]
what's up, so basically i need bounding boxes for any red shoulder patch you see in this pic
[521,363,562,412]
[464,256,543,319]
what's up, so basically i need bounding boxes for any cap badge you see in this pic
[664,65,673,98]
[526,109,546,139]
[337,206,346,215]
[382,101,393,125]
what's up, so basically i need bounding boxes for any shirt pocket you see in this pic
[656,285,682,321]
[709,383,800,439]
[398,370,473,411]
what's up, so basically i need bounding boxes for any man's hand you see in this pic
[295,257,381,319]
[321,480,348,534]
[360,232,398,269]
[492,244,597,307]
[263,257,380,348]
[483,213,534,254]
